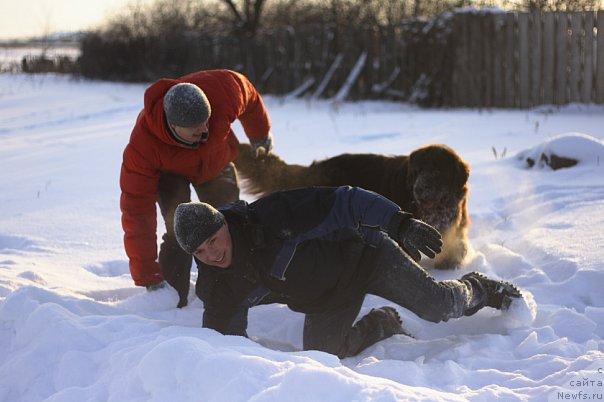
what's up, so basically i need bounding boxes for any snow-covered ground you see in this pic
[1,74,603,401]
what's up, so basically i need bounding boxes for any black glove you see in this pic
[387,211,443,262]
[250,132,273,158]
[146,280,167,291]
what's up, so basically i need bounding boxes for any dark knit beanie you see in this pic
[174,202,225,254]
[163,83,211,127]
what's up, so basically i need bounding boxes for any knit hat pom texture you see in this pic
[174,202,225,254]
[163,83,211,127]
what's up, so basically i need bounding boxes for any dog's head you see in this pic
[407,144,469,230]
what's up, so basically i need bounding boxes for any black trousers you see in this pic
[303,238,472,358]
[157,163,240,307]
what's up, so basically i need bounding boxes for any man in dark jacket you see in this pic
[173,186,522,358]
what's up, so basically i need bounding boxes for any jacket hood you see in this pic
[142,78,183,146]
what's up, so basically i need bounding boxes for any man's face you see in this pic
[171,120,209,145]
[193,222,232,268]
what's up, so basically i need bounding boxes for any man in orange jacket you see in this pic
[120,69,273,307]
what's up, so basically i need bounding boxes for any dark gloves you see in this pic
[387,211,443,262]
[250,132,273,157]
[146,280,167,291]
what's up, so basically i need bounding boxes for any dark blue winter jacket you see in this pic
[194,186,401,336]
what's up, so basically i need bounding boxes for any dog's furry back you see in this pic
[235,143,413,208]
[234,143,312,195]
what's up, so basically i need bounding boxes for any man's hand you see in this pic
[387,212,443,262]
[146,280,167,291]
[250,132,273,158]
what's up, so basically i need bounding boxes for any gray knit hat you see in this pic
[174,202,225,254]
[163,83,211,127]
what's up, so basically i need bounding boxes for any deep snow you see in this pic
[0,74,603,401]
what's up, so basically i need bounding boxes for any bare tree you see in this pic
[220,0,268,79]
[221,0,267,38]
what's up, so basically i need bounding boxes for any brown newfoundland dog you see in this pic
[235,143,470,269]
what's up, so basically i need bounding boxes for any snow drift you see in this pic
[0,74,603,401]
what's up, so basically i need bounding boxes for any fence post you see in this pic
[293,30,302,89]
[530,12,542,107]
[284,77,316,101]
[542,12,555,104]
[555,12,569,105]
[451,13,469,107]
[504,13,516,107]
[470,13,484,107]
[569,12,583,103]
[332,52,367,102]
[493,13,506,107]
[596,11,604,103]
[518,12,530,108]
[312,53,343,99]
[483,13,494,108]
[582,12,595,103]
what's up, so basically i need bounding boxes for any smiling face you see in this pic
[193,222,233,268]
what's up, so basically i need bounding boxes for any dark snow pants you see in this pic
[157,163,239,307]
[302,238,473,358]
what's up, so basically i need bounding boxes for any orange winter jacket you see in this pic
[120,69,271,286]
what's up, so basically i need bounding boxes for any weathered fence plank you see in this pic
[583,12,595,103]
[293,33,303,86]
[463,13,474,107]
[333,52,367,102]
[455,13,472,107]
[372,66,401,95]
[483,13,494,108]
[450,15,461,106]
[493,14,505,107]
[530,12,542,106]
[596,11,604,103]
[518,13,530,108]
[284,77,316,100]
[569,12,582,103]
[469,13,483,107]
[555,12,568,105]
[312,53,343,99]
[542,12,555,104]
[504,13,516,107]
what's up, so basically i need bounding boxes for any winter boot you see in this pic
[461,272,522,316]
[366,307,411,338]
[339,306,412,358]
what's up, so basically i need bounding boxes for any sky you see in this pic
[0,0,153,40]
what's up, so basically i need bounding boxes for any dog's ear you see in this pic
[406,152,419,184]
[408,147,422,166]
[408,147,428,174]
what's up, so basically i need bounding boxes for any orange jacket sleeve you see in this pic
[189,70,271,142]
[120,141,162,286]
[230,71,271,141]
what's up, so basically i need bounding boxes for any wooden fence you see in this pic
[79,10,604,107]
[257,10,604,107]
[450,11,604,107]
